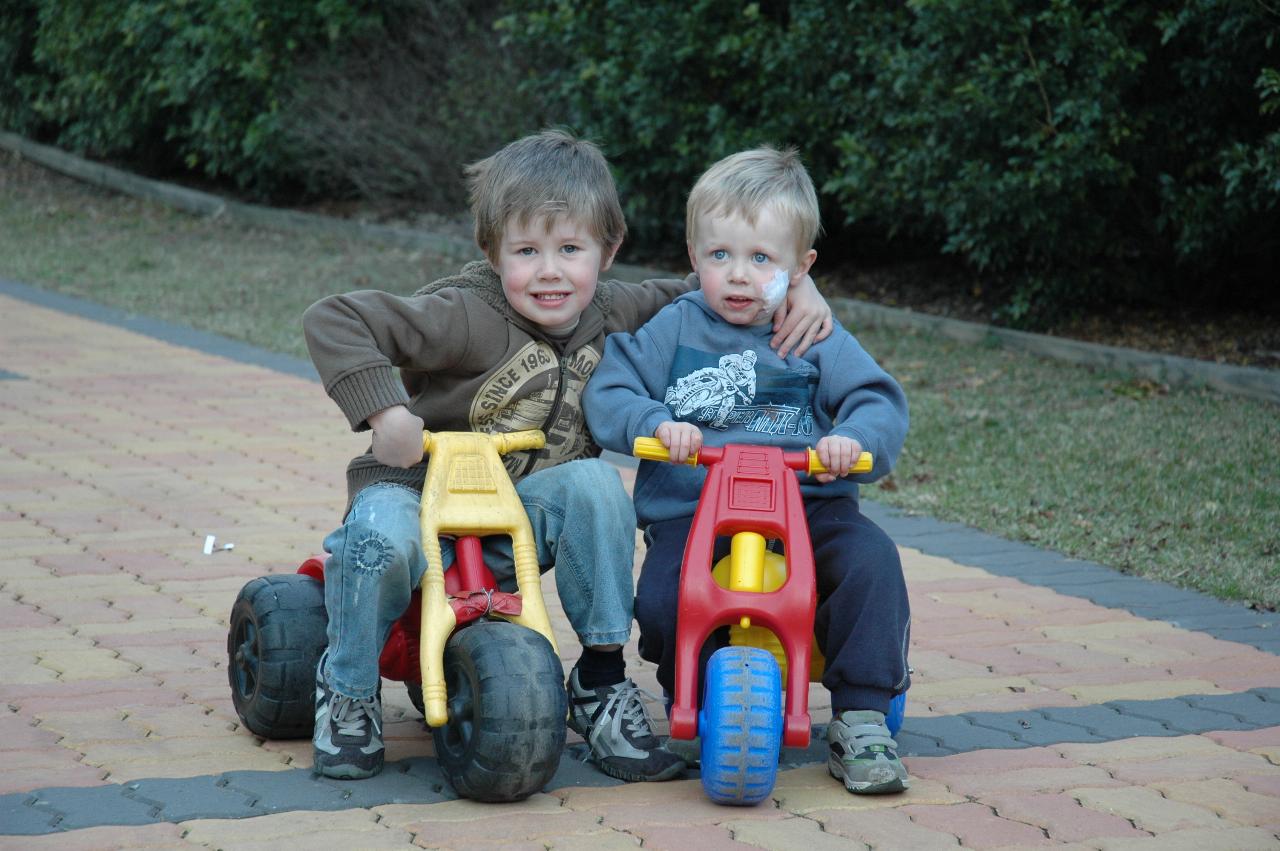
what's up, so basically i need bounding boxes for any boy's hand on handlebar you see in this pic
[655,421,703,464]
[815,435,862,483]
[771,273,832,358]
[368,405,426,468]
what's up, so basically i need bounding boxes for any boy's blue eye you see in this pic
[562,245,579,254]
[518,247,536,256]
[712,249,728,261]
[752,252,769,264]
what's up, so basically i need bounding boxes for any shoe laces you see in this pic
[598,680,658,741]
[331,694,380,738]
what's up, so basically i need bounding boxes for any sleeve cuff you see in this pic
[328,364,410,431]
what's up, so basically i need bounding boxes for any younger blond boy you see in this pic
[583,146,912,794]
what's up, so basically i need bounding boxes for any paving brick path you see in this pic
[2,279,1278,849]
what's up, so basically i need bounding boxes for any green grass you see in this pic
[3,155,1277,609]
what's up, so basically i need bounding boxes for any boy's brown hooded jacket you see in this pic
[303,260,691,509]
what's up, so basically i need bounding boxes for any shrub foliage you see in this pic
[2,0,1275,319]
[505,0,1279,322]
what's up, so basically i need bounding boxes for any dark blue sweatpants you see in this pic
[634,497,911,715]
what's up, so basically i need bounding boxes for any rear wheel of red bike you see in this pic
[431,620,567,802]
[227,574,328,739]
[699,646,783,806]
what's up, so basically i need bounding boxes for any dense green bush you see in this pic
[1,0,379,194]
[280,0,544,210]
[504,0,1279,323]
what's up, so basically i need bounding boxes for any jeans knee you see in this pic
[333,523,399,578]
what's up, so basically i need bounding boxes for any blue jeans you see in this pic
[320,458,637,699]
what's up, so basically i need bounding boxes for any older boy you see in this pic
[583,147,912,794]
[301,130,833,782]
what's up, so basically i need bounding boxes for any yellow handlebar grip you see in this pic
[493,429,546,455]
[632,436,698,466]
[807,449,873,477]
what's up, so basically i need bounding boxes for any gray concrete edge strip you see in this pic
[5,130,1276,404]
[4,689,1278,835]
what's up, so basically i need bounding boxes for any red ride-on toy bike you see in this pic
[632,437,906,806]
[228,429,567,802]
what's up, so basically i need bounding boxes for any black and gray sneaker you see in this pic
[566,668,685,782]
[827,709,909,794]
[313,652,384,780]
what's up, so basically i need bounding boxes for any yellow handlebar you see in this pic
[633,436,698,466]
[424,429,546,456]
[807,449,873,476]
[631,436,872,475]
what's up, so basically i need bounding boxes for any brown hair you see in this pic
[466,128,627,262]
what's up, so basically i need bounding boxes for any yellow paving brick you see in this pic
[181,809,412,848]
[1041,620,1179,641]
[728,814,871,850]
[1064,679,1223,703]
[899,548,993,580]
[38,647,139,680]
[1093,826,1280,850]
[0,655,62,684]
[1057,735,1233,764]
[34,710,144,744]
[0,557,52,579]
[6,574,152,602]
[6,541,87,557]
[0,822,191,850]
[528,831,641,850]
[1155,778,1280,828]
[99,750,292,781]
[1073,786,1225,832]
[768,767,962,813]
[122,705,237,739]
[2,628,95,653]
[77,616,224,636]
[1084,637,1198,666]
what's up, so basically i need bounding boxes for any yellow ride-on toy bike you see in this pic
[228,429,567,802]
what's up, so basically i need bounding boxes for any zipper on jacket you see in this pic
[520,353,569,478]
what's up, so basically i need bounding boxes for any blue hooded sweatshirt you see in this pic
[584,290,909,526]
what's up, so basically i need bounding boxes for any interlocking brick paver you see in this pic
[901,801,1056,848]
[1072,785,1224,832]
[1155,778,1280,829]
[627,823,756,850]
[815,807,962,850]
[945,765,1126,798]
[180,809,412,848]
[0,822,189,850]
[726,814,870,851]
[1092,826,1280,850]
[986,792,1149,842]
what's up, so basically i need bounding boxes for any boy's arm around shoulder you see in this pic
[302,287,476,431]
[818,328,909,483]
[584,303,685,454]
[601,272,697,334]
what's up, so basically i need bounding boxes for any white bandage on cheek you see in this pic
[760,268,790,315]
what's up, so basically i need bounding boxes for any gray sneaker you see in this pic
[827,709,909,794]
[566,668,685,782]
[313,652,384,779]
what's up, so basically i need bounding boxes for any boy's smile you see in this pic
[495,215,618,333]
[688,206,816,326]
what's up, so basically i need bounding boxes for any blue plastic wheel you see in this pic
[698,646,783,806]
[886,691,906,737]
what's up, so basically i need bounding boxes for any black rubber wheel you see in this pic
[406,680,425,717]
[431,620,567,802]
[227,573,328,739]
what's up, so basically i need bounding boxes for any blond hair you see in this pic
[465,128,626,262]
[686,146,821,258]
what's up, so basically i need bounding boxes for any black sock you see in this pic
[575,646,625,689]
